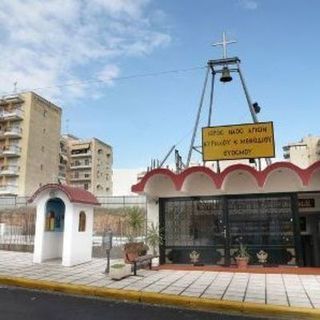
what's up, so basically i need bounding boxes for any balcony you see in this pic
[0,109,23,121]
[70,162,92,169]
[0,95,24,106]
[0,145,21,157]
[70,151,91,158]
[0,165,20,176]
[0,126,22,139]
[70,174,91,182]
[0,184,18,195]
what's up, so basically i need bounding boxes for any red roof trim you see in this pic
[29,184,100,205]
[131,161,320,193]
[132,168,180,193]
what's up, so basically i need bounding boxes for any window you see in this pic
[78,211,86,232]
[84,183,89,190]
[98,149,103,154]
[41,146,45,152]
[40,164,43,171]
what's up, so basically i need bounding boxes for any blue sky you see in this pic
[0,0,319,168]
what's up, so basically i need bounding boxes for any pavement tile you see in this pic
[201,293,223,299]
[181,291,202,297]
[289,302,312,308]
[222,295,243,302]
[143,287,164,293]
[244,298,266,304]
[267,300,289,306]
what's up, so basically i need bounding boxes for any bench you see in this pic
[127,254,158,276]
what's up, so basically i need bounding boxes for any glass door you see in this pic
[162,197,227,265]
[227,196,297,266]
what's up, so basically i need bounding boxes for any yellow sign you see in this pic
[202,122,275,161]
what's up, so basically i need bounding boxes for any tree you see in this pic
[125,207,145,242]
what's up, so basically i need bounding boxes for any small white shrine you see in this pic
[30,184,100,267]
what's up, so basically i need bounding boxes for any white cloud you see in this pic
[97,64,120,86]
[238,0,258,10]
[0,0,170,101]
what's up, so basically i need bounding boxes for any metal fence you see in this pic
[0,195,146,209]
[0,195,147,258]
[97,195,146,209]
[0,196,30,208]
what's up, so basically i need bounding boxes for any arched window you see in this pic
[79,211,86,232]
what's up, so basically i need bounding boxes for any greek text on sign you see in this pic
[202,122,275,161]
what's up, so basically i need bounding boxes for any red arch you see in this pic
[305,161,320,185]
[219,164,262,188]
[261,162,307,186]
[178,166,220,190]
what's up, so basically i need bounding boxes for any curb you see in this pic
[1,275,320,319]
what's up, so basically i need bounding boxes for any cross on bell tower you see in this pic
[212,32,236,59]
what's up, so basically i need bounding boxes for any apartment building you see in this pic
[62,135,113,196]
[0,92,61,196]
[283,135,320,168]
[58,136,69,184]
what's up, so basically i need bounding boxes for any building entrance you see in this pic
[300,213,320,267]
[160,194,300,266]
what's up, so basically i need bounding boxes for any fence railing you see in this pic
[0,195,146,209]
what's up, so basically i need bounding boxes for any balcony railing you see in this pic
[0,184,18,195]
[2,126,22,138]
[70,151,91,157]
[1,145,21,157]
[0,165,20,176]
[0,94,23,103]
[70,175,91,181]
[70,162,92,169]
[0,109,23,120]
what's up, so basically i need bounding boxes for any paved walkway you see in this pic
[1,251,320,309]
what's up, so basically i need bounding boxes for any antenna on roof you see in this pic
[13,82,18,94]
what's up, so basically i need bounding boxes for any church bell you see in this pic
[220,66,232,83]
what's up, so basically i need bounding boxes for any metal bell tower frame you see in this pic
[186,32,272,169]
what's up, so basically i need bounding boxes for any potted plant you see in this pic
[189,250,200,265]
[235,243,250,269]
[256,250,268,264]
[109,263,131,280]
[145,222,163,256]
